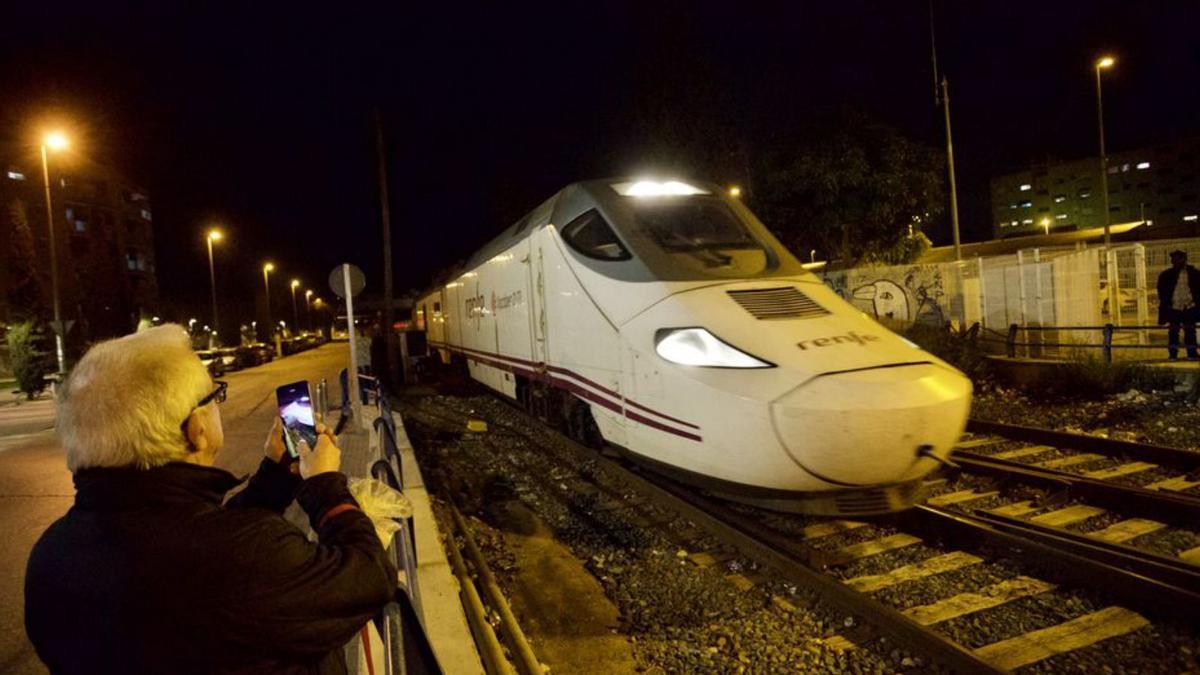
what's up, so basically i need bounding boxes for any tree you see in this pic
[4,199,46,321]
[756,110,944,266]
[6,322,49,400]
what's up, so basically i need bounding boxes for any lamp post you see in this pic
[40,131,69,374]
[305,289,313,331]
[206,229,223,346]
[1095,55,1115,249]
[262,262,275,342]
[290,279,300,336]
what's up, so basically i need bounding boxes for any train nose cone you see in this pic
[769,364,971,486]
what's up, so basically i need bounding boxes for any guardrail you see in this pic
[361,391,441,674]
[994,323,1194,363]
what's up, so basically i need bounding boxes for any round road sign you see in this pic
[329,263,366,298]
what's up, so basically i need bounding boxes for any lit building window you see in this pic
[140,208,152,221]
[1121,163,1131,172]
[1010,220,1018,226]
[7,170,25,180]
[1019,184,1032,191]
[1107,166,1119,174]
[1054,195,1067,203]
[1020,200,1033,208]
[1185,215,1199,222]
[1079,191,1092,199]
[1056,214,1068,220]
[1009,203,1018,209]
[1022,219,1033,225]
[1137,161,1151,170]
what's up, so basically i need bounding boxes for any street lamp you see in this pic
[39,131,69,374]
[206,228,224,346]
[262,262,275,342]
[304,289,313,331]
[1095,55,1115,248]
[1040,217,1052,236]
[290,279,300,335]
[728,186,741,198]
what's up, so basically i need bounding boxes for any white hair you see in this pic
[59,324,212,472]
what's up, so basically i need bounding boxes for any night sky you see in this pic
[2,1,1198,322]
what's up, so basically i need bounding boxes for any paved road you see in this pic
[0,342,351,674]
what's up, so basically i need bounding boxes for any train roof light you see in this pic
[612,180,709,197]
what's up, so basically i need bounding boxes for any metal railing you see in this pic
[998,323,1197,363]
[363,397,440,674]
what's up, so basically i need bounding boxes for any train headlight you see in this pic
[654,328,773,368]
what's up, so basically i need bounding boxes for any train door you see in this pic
[528,233,550,366]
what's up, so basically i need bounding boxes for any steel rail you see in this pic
[970,510,1200,591]
[966,418,1200,471]
[905,506,1200,622]
[450,506,543,675]
[952,451,1200,525]
[558,443,1006,674]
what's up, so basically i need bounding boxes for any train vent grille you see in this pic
[727,287,829,320]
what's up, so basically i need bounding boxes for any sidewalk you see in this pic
[0,392,56,451]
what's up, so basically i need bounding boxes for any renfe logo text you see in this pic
[797,331,880,350]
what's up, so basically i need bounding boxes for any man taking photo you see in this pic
[25,325,395,673]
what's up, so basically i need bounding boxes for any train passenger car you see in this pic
[416,178,971,515]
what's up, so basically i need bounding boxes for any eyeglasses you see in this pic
[181,380,227,440]
[198,380,229,407]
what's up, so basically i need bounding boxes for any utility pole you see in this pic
[941,77,962,261]
[374,109,397,390]
[930,1,961,260]
[39,142,67,374]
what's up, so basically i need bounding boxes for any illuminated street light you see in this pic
[206,228,224,346]
[1040,217,1052,235]
[290,279,301,335]
[262,262,275,341]
[44,132,69,151]
[1095,55,1116,248]
[728,186,741,198]
[305,289,314,331]
[39,131,69,374]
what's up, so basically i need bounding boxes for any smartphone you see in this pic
[276,380,317,458]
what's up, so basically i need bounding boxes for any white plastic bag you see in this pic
[349,477,413,547]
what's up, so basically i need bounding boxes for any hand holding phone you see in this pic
[276,381,318,459]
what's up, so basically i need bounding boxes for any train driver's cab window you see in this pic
[561,209,631,261]
[433,301,441,315]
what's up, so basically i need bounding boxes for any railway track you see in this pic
[400,391,1200,672]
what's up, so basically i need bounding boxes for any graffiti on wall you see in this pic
[824,264,949,326]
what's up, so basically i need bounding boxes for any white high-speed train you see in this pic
[416,178,971,515]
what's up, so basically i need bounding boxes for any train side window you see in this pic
[561,209,631,261]
[433,302,441,314]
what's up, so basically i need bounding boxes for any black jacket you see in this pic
[1156,265,1200,323]
[25,459,396,674]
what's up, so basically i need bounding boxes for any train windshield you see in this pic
[626,196,776,279]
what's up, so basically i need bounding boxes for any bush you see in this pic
[1030,350,1176,401]
[6,322,49,400]
[903,321,993,383]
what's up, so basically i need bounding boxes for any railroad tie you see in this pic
[992,445,1053,461]
[830,533,923,565]
[955,437,1003,450]
[800,520,868,540]
[844,551,985,593]
[1035,453,1106,470]
[1029,504,1106,527]
[1145,475,1200,492]
[1081,462,1158,480]
[1088,518,1166,544]
[926,489,999,507]
[1180,546,1200,564]
[901,576,1057,626]
[973,606,1149,670]
[986,500,1041,518]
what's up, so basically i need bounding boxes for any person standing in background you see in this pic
[1156,250,1200,360]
